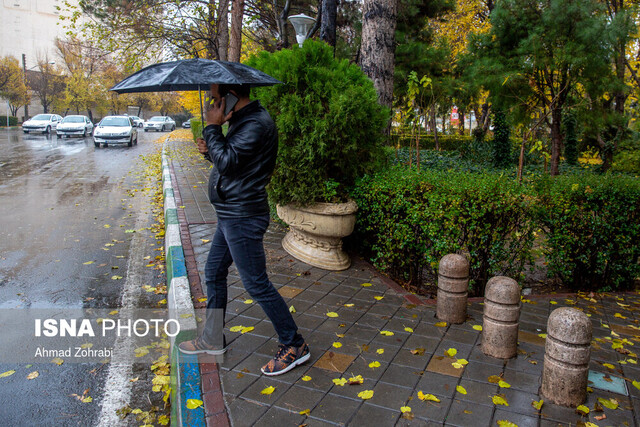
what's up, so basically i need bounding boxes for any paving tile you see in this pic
[403,335,441,355]
[303,417,341,427]
[349,402,400,426]
[391,347,431,370]
[345,324,381,342]
[292,313,325,331]
[492,409,539,427]
[220,370,260,397]
[296,288,330,303]
[456,379,499,406]
[416,372,459,399]
[226,396,269,427]
[539,401,582,424]
[501,369,542,395]
[413,321,448,339]
[278,285,304,299]
[468,345,507,367]
[462,361,503,383]
[313,350,357,373]
[356,313,393,329]
[504,353,544,375]
[295,366,342,393]
[311,393,361,424]
[498,388,542,418]
[426,355,465,378]
[518,330,546,347]
[444,399,493,427]
[309,331,341,350]
[379,364,424,389]
[273,385,326,413]
[434,341,473,359]
[384,317,421,333]
[442,328,479,346]
[406,391,452,423]
[328,377,376,401]
[346,356,389,381]
[253,406,305,427]
[219,347,251,371]
[238,376,292,406]
[366,382,414,410]
[584,391,635,426]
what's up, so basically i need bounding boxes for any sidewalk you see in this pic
[166,135,640,426]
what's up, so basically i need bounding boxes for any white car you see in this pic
[56,115,94,138]
[130,116,144,128]
[143,116,176,132]
[22,113,63,134]
[93,116,138,147]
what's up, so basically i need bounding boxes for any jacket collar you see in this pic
[229,100,262,123]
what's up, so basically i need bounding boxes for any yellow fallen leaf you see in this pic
[289,306,296,313]
[602,363,615,370]
[83,261,94,265]
[301,375,312,382]
[614,313,627,319]
[134,347,149,357]
[597,397,618,410]
[584,423,599,427]
[261,386,276,395]
[400,406,411,413]
[496,421,518,427]
[576,404,590,415]
[376,348,384,354]
[472,325,482,331]
[80,343,93,349]
[445,348,457,358]
[26,371,39,380]
[404,327,414,333]
[633,380,640,390]
[369,361,381,368]
[332,342,342,348]
[111,275,123,280]
[358,390,374,400]
[498,380,511,388]
[452,362,464,369]
[332,378,347,386]
[229,325,244,332]
[550,300,557,305]
[435,321,447,327]
[456,359,469,366]
[361,283,372,287]
[420,392,440,402]
[374,296,384,301]
[492,395,509,406]
[109,310,119,315]
[197,297,207,302]
[81,396,93,403]
[201,239,210,243]
[326,312,339,318]
[240,326,254,334]
[538,333,547,339]
[103,224,111,228]
[0,370,16,378]
[456,385,467,395]
[380,330,394,336]
[344,303,354,307]
[532,399,543,410]
[186,399,203,409]
[299,409,311,415]
[244,299,253,304]
[52,358,64,365]
[348,375,364,385]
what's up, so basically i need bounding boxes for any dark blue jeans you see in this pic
[202,213,304,347]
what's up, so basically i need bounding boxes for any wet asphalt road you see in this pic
[0,128,170,426]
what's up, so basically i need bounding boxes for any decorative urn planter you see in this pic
[276,200,358,271]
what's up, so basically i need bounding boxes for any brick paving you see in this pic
[168,136,640,427]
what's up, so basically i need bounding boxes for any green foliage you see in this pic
[392,132,473,151]
[562,111,579,166]
[612,137,640,174]
[533,174,640,291]
[190,118,203,142]
[247,40,389,206]
[0,116,18,126]
[492,109,511,168]
[351,167,536,296]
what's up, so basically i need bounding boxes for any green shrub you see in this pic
[562,111,579,166]
[247,40,389,206]
[492,109,511,168]
[391,132,473,151]
[351,167,536,296]
[0,116,18,126]
[190,118,203,142]
[533,174,640,291]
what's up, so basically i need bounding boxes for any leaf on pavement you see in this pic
[531,399,544,410]
[496,421,518,427]
[379,330,394,336]
[374,296,384,301]
[492,395,509,406]
[368,361,381,368]
[404,327,414,333]
[376,348,384,354]
[400,406,411,413]
[243,299,253,304]
[83,261,94,265]
[301,375,312,382]
[472,325,482,331]
[456,385,467,395]
[26,371,39,380]
[289,305,296,313]
[332,378,347,386]
[498,380,511,388]
[326,312,339,318]
[299,409,311,416]
[445,348,457,358]
[576,404,590,416]
[332,342,342,348]
[0,370,16,378]
[417,391,440,402]
[186,399,203,409]
[633,380,640,390]
[411,348,425,356]
[435,321,447,327]
[260,386,276,395]
[361,283,372,287]
[597,397,618,410]
[488,375,502,384]
[240,326,254,334]
[357,390,374,400]
[52,358,64,365]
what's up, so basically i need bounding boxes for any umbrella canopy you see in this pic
[110,58,282,93]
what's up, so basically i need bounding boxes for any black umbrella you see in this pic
[110,58,281,93]
[110,58,282,129]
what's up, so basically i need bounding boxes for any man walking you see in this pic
[178,83,310,376]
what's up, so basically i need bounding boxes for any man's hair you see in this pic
[219,84,251,98]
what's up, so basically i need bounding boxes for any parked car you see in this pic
[182,120,191,129]
[93,116,138,147]
[56,115,94,138]
[130,116,144,128]
[22,114,63,134]
[143,116,176,132]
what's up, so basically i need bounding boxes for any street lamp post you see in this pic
[288,14,316,48]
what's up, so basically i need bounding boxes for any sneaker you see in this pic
[178,336,226,355]
[261,342,310,376]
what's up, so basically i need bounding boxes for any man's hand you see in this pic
[196,137,208,154]
[205,96,233,126]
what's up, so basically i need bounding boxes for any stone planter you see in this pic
[276,201,358,271]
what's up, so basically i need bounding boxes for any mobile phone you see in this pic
[224,93,239,116]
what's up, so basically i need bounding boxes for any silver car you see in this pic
[22,113,63,134]
[130,116,144,128]
[93,116,138,147]
[143,116,176,132]
[57,115,94,138]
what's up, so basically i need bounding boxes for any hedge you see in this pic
[0,116,18,126]
[351,167,640,294]
[391,133,473,151]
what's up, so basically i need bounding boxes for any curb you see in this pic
[162,142,205,427]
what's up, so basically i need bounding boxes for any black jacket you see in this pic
[203,100,278,218]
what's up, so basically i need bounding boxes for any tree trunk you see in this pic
[360,0,398,109]
[321,0,337,48]
[277,0,292,49]
[229,0,245,62]
[217,0,230,60]
[458,108,465,135]
[550,107,562,175]
[431,105,439,150]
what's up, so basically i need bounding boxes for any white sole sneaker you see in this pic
[260,351,310,376]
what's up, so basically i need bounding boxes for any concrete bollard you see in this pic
[482,276,521,359]
[436,254,469,324]
[541,307,592,407]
